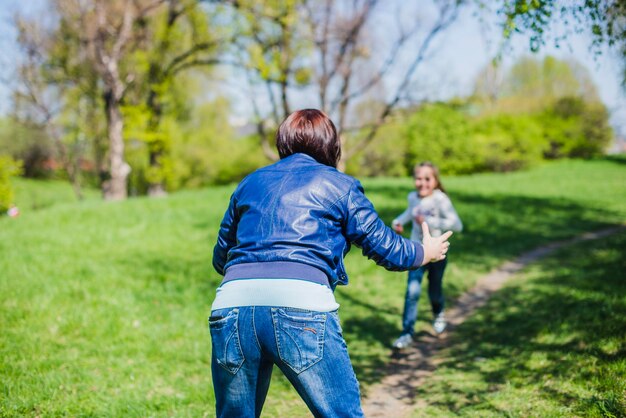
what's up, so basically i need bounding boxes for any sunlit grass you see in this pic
[413,231,626,417]
[340,156,626,389]
[1,157,625,416]
[12,177,100,211]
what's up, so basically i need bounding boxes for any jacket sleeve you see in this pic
[426,193,463,232]
[344,180,423,270]
[212,192,239,275]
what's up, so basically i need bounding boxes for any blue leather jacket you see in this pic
[213,153,423,289]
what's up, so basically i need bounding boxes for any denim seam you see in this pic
[318,317,326,371]
[252,306,262,353]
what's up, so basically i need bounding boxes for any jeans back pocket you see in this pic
[209,308,245,375]
[272,308,326,374]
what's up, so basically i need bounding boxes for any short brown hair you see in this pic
[276,109,341,167]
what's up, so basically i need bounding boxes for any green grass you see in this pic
[338,157,626,389]
[12,177,100,211]
[412,230,626,417]
[1,157,625,416]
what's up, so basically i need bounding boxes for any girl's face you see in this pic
[414,166,438,197]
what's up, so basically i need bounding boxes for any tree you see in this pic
[224,0,307,161]
[11,0,228,200]
[472,55,612,161]
[128,0,228,196]
[497,0,626,85]
[0,117,53,178]
[11,12,97,199]
[405,103,479,174]
[13,0,162,201]
[86,0,162,200]
[226,0,467,169]
[473,55,603,115]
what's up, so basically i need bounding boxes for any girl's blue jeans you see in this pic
[401,258,448,336]
[209,306,364,418]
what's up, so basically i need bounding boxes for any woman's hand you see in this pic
[392,222,404,234]
[421,222,452,265]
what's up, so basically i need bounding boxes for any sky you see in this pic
[437,6,626,135]
[1,0,624,136]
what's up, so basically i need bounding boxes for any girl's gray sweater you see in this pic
[392,189,463,243]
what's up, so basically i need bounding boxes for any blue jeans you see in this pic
[209,306,364,418]
[401,258,447,336]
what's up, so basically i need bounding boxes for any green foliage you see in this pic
[503,55,593,101]
[38,8,106,186]
[0,118,54,178]
[483,55,602,117]
[235,0,311,87]
[500,1,625,80]
[0,155,23,213]
[124,98,266,194]
[403,104,546,175]
[12,0,231,198]
[538,96,613,159]
[346,119,408,177]
[121,0,225,194]
[171,100,266,188]
[472,113,545,171]
[405,103,479,175]
[361,55,614,178]
[123,103,173,192]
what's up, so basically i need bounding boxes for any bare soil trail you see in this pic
[361,226,625,418]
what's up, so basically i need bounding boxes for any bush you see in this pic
[124,100,267,194]
[405,103,480,175]
[538,97,613,159]
[396,95,612,176]
[0,118,54,178]
[471,113,546,171]
[404,103,545,174]
[346,120,409,177]
[0,155,23,213]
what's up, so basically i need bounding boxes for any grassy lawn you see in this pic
[337,156,626,391]
[1,157,625,416]
[12,177,100,211]
[413,230,626,417]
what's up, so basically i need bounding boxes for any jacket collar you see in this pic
[278,153,320,167]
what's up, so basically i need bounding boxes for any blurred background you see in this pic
[0,0,624,207]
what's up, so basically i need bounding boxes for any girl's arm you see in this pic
[426,193,463,232]
[343,181,452,268]
[392,193,416,229]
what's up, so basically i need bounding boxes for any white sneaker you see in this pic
[392,334,413,349]
[433,313,447,334]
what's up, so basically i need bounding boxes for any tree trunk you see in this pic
[103,90,130,200]
[147,145,167,197]
[147,182,167,197]
[146,81,168,197]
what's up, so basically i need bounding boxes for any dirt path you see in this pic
[361,226,625,418]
